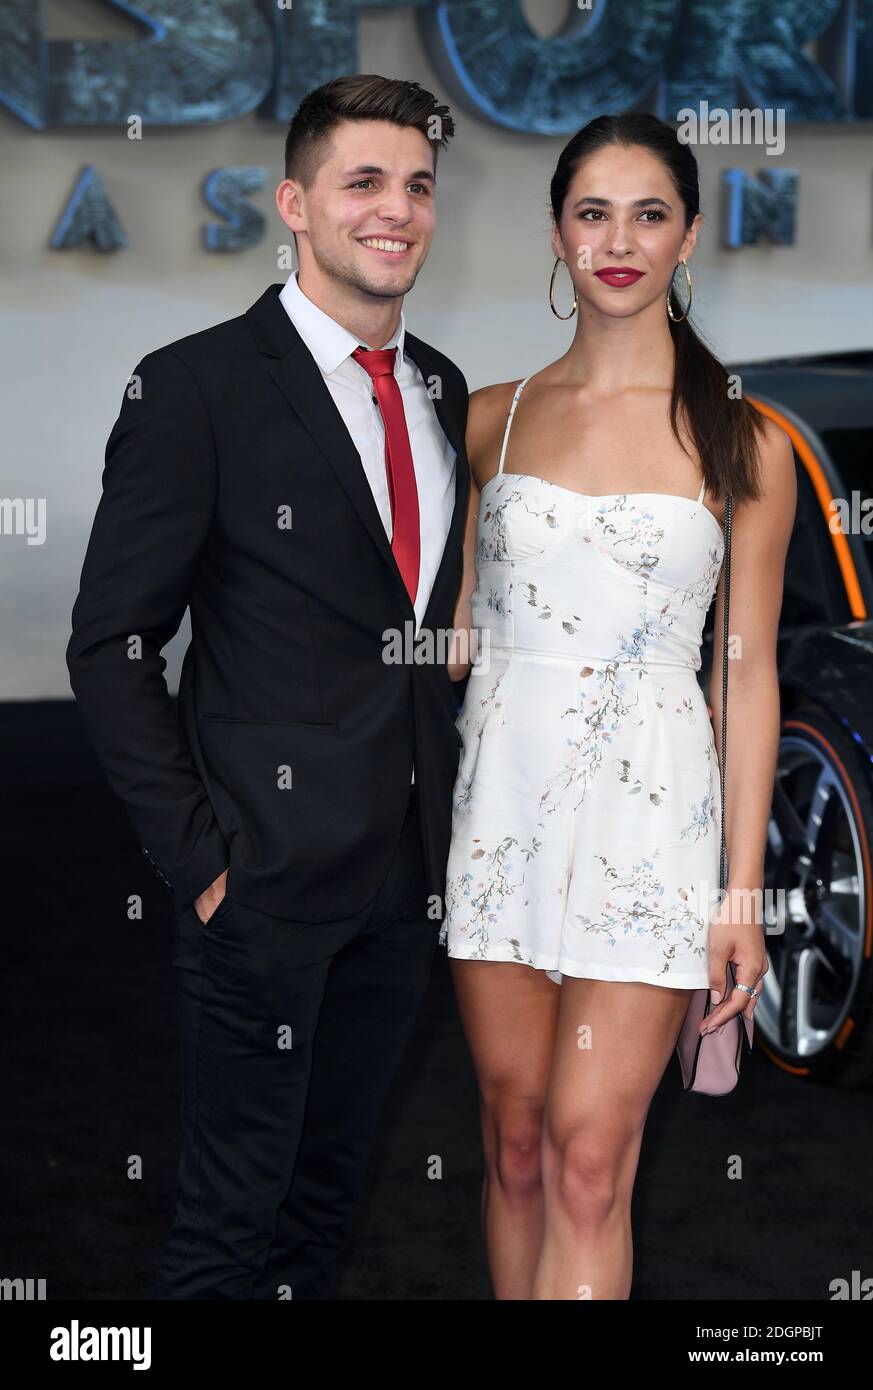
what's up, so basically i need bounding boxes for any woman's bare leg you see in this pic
[449,958,560,1299]
[533,976,691,1300]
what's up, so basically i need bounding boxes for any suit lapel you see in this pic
[246,284,468,625]
[403,331,470,628]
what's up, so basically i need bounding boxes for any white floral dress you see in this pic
[440,377,725,989]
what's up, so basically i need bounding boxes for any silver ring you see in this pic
[733,983,758,998]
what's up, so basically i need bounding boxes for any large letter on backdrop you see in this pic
[721,167,799,248]
[50,166,128,251]
[202,166,267,251]
[260,0,430,123]
[0,0,273,129]
[419,0,681,135]
[663,0,848,123]
[853,0,873,118]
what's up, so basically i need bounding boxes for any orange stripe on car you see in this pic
[748,396,867,620]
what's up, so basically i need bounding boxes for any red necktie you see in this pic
[352,346,420,603]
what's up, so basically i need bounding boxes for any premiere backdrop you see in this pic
[2,0,872,698]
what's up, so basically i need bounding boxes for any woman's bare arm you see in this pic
[704,414,797,1026]
[714,416,796,883]
[446,470,481,682]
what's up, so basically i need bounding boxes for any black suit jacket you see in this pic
[66,283,470,922]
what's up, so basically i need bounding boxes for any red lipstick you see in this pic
[594,269,645,287]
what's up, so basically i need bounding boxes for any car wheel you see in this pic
[760,704,873,1087]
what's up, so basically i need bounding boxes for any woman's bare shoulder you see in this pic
[752,414,797,514]
[468,379,527,421]
[466,380,526,486]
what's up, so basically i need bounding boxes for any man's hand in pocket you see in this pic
[195,869,229,924]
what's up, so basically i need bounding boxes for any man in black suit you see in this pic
[66,74,469,1300]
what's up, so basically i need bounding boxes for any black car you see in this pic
[715,350,873,1088]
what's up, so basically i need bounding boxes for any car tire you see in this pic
[761,702,873,1087]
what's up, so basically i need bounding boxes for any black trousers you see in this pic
[150,783,436,1300]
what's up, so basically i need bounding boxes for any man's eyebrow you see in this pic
[340,165,435,182]
[571,195,672,209]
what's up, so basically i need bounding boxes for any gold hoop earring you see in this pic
[667,258,692,322]
[549,257,578,319]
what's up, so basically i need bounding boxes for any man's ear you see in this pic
[276,178,307,234]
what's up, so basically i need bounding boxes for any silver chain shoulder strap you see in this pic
[718,492,733,893]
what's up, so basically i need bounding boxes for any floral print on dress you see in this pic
[442,392,725,989]
[538,658,642,818]
[444,831,543,962]
[519,581,585,636]
[574,850,709,978]
[676,543,724,610]
[477,481,567,564]
[592,496,665,578]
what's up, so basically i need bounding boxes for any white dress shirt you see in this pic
[278,270,457,785]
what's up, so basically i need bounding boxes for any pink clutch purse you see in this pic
[677,961,755,1094]
[676,494,755,1095]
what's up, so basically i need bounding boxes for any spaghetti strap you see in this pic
[496,377,530,476]
[696,476,706,505]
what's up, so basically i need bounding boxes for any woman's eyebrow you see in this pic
[572,195,672,209]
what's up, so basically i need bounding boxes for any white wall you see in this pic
[2,4,872,698]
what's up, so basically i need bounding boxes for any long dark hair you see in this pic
[550,113,765,504]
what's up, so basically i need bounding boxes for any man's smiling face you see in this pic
[291,118,437,301]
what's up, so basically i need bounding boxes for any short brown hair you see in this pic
[284,74,455,185]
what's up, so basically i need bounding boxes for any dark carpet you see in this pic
[3,700,870,1301]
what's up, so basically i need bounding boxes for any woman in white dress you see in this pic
[442,114,796,1299]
